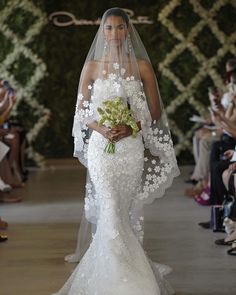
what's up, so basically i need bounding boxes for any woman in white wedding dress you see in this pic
[53,8,179,295]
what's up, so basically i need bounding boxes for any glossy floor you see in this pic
[0,162,235,295]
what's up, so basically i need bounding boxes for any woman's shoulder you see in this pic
[137,59,153,78]
[84,60,98,70]
[85,59,105,65]
[83,60,104,73]
[82,61,100,80]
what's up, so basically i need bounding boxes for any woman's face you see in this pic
[225,63,236,84]
[103,15,128,47]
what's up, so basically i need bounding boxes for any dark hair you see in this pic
[224,58,236,83]
[226,58,236,71]
[103,8,129,26]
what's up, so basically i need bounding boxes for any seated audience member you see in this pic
[209,71,236,206]
[186,59,236,199]
[0,80,23,202]
[0,130,22,203]
[0,136,11,192]
[214,162,236,250]
[199,72,236,228]
[0,79,27,185]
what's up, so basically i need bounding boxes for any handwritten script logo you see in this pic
[49,9,154,27]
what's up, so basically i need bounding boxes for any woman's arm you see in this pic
[0,96,15,122]
[77,62,113,140]
[87,121,114,141]
[138,60,161,121]
[218,110,236,129]
[225,102,235,119]
[221,122,236,138]
[0,92,9,110]
[213,109,236,138]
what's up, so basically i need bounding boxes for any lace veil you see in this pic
[67,8,179,262]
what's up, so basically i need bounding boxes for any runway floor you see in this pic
[0,160,235,295]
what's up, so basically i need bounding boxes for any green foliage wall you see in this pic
[1,0,236,163]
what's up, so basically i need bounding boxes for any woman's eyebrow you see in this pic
[104,23,125,28]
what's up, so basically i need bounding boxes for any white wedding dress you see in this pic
[53,79,174,295]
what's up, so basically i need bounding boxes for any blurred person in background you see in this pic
[186,59,236,202]
[0,79,27,186]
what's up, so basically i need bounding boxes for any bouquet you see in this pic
[97,97,139,153]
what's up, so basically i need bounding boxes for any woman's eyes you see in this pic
[105,25,125,31]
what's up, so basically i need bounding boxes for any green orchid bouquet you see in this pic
[97,97,139,153]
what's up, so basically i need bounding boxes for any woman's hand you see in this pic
[224,149,235,160]
[110,125,133,142]
[100,126,114,141]
[11,92,17,105]
[211,109,225,126]
[87,122,131,142]
[228,162,236,173]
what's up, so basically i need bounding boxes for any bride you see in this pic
[53,7,179,295]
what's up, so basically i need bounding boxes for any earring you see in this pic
[127,34,132,53]
[104,39,108,53]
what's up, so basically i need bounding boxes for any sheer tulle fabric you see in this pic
[72,18,179,235]
[54,7,179,295]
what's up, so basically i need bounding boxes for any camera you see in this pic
[2,80,15,98]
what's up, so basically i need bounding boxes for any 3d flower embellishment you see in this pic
[77,93,84,100]
[82,100,89,107]
[113,62,119,70]
[154,166,161,173]
[108,73,117,80]
[113,82,121,92]
[121,68,126,75]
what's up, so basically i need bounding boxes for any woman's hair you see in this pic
[226,58,236,71]
[225,58,236,83]
[103,8,129,26]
